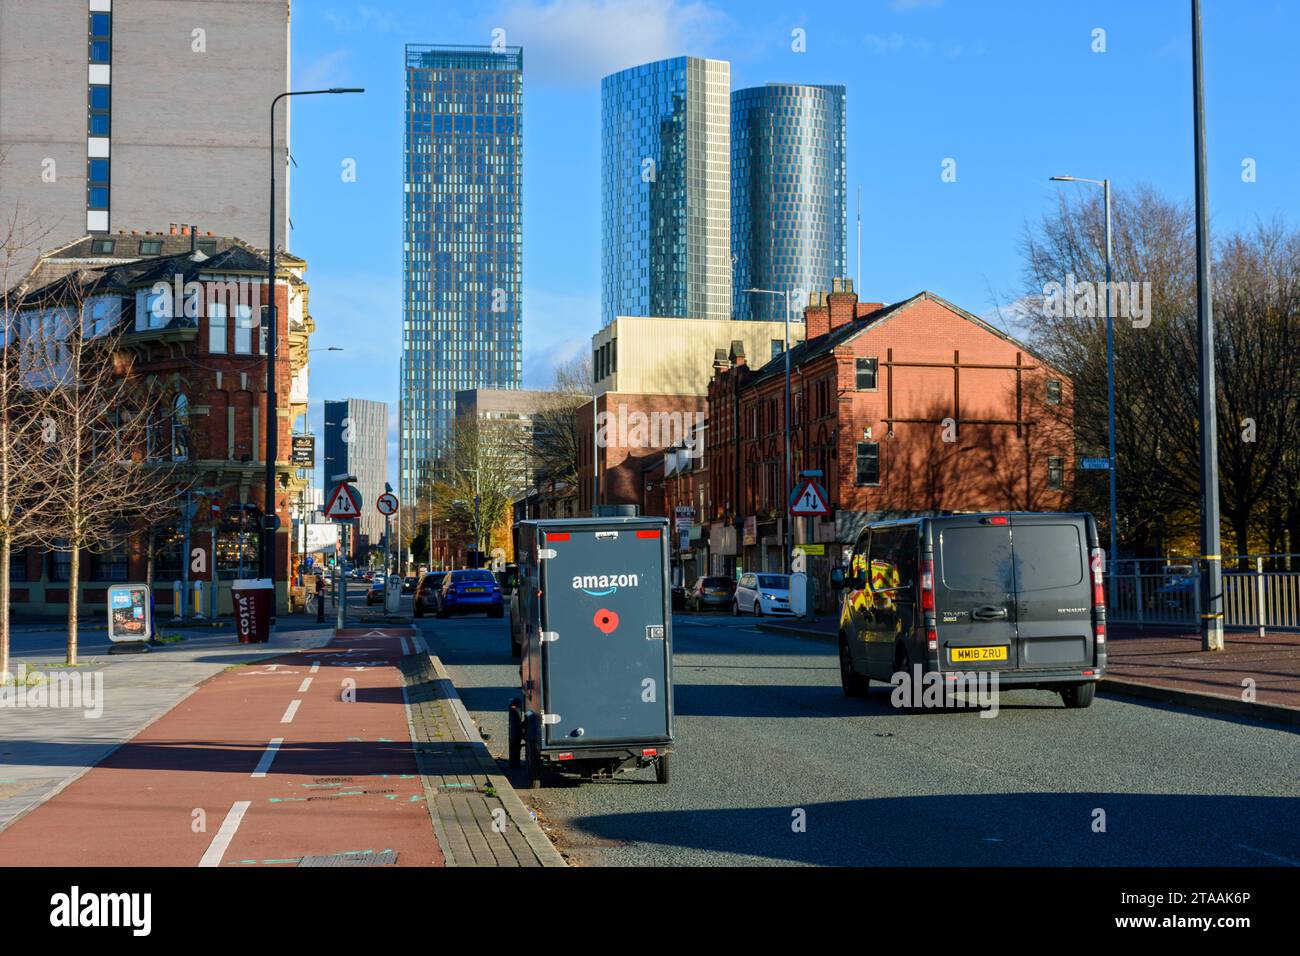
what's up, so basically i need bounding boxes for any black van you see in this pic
[834,512,1106,708]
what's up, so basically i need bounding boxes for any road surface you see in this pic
[418,609,1300,867]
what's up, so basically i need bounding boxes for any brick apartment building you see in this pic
[8,227,312,617]
[705,282,1074,601]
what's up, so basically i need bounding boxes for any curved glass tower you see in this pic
[601,56,731,326]
[731,84,846,323]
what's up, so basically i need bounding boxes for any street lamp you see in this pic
[744,286,795,574]
[261,86,363,584]
[1050,175,1119,579]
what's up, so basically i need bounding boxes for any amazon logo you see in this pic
[571,573,640,596]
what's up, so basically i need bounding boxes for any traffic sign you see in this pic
[376,492,399,516]
[1080,457,1112,471]
[325,481,361,520]
[789,478,830,516]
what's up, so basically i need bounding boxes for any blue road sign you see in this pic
[1080,457,1112,470]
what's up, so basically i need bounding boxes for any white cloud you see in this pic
[296,49,351,88]
[522,285,599,386]
[325,4,400,34]
[486,0,730,87]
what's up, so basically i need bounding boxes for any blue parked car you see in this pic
[438,569,505,619]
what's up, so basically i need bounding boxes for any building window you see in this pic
[10,545,27,582]
[771,339,783,362]
[172,394,190,462]
[855,441,880,485]
[50,544,72,582]
[197,238,218,255]
[140,239,161,255]
[209,301,227,352]
[1047,456,1064,490]
[88,187,109,211]
[91,238,114,254]
[93,543,129,581]
[235,305,254,354]
[855,357,878,390]
[1046,379,1062,405]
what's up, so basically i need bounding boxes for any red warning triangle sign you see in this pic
[325,481,361,520]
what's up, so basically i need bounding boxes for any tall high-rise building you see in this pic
[731,84,847,324]
[601,56,730,327]
[0,0,290,273]
[401,44,523,517]
[323,399,389,554]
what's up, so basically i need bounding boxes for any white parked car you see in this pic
[734,573,792,616]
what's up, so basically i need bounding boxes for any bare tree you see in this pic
[524,351,591,499]
[23,276,179,664]
[430,411,528,561]
[0,156,60,682]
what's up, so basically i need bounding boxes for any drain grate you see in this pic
[298,850,398,867]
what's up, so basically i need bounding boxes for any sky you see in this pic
[286,0,1300,493]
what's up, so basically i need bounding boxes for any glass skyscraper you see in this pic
[731,84,847,324]
[402,44,523,507]
[601,56,731,326]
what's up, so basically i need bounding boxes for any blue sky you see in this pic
[287,0,1299,490]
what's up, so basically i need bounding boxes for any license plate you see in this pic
[951,646,1008,662]
[465,587,485,593]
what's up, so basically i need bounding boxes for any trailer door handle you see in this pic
[973,605,1008,621]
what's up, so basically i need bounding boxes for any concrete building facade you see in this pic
[323,398,389,557]
[0,0,291,274]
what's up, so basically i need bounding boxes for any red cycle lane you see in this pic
[0,629,443,867]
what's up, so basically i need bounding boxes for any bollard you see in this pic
[193,580,205,618]
[172,580,182,620]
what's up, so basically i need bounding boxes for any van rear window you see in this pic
[939,527,1013,593]
[1012,524,1084,592]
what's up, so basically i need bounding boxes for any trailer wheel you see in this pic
[507,700,523,768]
[655,754,671,784]
[526,714,543,789]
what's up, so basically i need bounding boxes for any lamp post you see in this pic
[262,87,363,585]
[744,286,794,573]
[1191,0,1224,651]
[1050,175,1119,580]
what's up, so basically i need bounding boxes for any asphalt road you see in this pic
[417,608,1300,867]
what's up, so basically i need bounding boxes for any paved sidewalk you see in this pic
[755,617,1300,724]
[0,625,332,831]
[401,643,564,867]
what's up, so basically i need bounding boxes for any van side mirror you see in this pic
[830,568,845,589]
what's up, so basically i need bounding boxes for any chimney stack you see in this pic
[169,224,178,236]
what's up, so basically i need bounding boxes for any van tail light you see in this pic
[920,560,935,612]
[556,752,574,761]
[1094,623,1106,644]
[1089,547,1105,609]
[926,627,938,652]
[641,748,658,757]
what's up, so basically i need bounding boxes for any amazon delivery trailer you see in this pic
[508,517,674,787]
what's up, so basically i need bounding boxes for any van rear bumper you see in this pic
[932,665,1103,690]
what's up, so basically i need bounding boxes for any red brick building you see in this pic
[9,228,313,616]
[705,284,1074,601]
[575,391,707,516]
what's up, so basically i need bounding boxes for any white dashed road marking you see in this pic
[198,801,251,868]
[252,738,284,777]
[298,677,313,693]
[280,700,301,724]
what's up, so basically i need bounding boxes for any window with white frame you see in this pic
[209,301,227,353]
[234,303,253,354]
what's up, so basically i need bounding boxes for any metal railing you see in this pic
[1107,555,1300,633]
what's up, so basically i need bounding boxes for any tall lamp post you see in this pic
[1191,0,1224,651]
[1050,175,1119,580]
[744,287,794,573]
[261,87,363,583]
